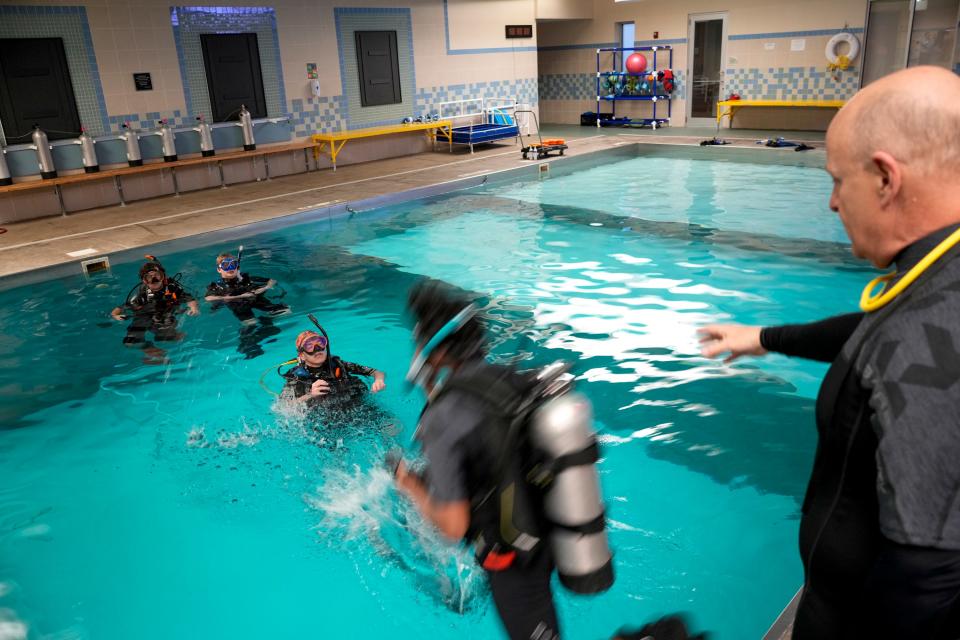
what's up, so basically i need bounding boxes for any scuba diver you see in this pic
[204,247,289,359]
[111,256,199,358]
[278,316,386,411]
[389,279,614,640]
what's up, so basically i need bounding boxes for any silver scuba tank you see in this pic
[31,126,57,179]
[0,145,11,186]
[239,105,256,151]
[529,375,614,594]
[78,128,99,173]
[158,119,177,162]
[196,116,215,157]
[122,123,142,167]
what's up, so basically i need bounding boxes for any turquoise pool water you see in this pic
[0,149,873,639]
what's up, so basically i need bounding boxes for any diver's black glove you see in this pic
[613,614,709,640]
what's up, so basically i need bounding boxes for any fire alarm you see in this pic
[653,31,659,39]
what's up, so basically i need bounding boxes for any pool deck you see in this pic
[0,125,825,280]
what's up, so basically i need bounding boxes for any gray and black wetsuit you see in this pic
[417,360,560,640]
[760,224,960,639]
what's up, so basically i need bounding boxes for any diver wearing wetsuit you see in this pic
[280,330,386,410]
[204,253,288,322]
[111,258,199,346]
[392,280,561,640]
[701,226,960,638]
[205,252,288,359]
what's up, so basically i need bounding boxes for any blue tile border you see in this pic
[77,7,110,134]
[0,4,109,135]
[539,39,685,52]
[443,0,538,55]
[729,28,864,41]
[539,29,866,51]
[169,7,286,121]
[334,7,417,130]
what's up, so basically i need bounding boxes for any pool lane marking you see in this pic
[0,135,609,254]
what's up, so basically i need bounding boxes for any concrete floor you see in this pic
[0,126,824,280]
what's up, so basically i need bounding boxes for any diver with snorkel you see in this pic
[205,245,289,359]
[278,314,386,410]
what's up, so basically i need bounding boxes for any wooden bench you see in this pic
[0,139,319,214]
[716,100,846,128]
[312,120,453,169]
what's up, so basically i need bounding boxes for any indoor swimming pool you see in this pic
[0,146,875,639]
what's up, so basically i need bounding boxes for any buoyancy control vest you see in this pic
[432,361,615,594]
[284,356,368,408]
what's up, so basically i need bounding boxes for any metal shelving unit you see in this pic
[595,45,673,128]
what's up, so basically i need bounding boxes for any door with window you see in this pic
[687,13,727,126]
[200,33,268,122]
[0,38,82,141]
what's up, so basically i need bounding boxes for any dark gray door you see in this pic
[200,33,267,122]
[0,38,82,141]
[356,31,402,107]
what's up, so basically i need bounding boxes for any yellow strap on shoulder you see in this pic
[860,227,960,312]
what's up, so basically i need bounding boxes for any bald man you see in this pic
[699,66,960,639]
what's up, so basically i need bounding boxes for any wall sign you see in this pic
[133,72,153,91]
[505,25,533,39]
[306,62,318,79]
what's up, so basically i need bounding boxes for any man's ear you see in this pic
[871,151,903,208]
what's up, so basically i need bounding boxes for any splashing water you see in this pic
[306,464,486,614]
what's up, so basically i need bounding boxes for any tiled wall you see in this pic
[335,8,416,129]
[536,0,871,127]
[415,78,539,113]
[1,0,540,176]
[171,6,287,123]
[724,66,860,101]
[0,5,109,137]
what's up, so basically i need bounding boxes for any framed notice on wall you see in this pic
[133,72,152,91]
[505,25,533,39]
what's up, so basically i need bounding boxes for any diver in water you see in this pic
[279,321,386,411]
[389,279,615,640]
[205,248,288,359]
[111,256,199,356]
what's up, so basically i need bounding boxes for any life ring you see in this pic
[825,32,860,69]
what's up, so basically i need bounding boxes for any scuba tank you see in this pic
[158,119,178,162]
[78,128,99,173]
[430,360,614,594]
[527,364,614,594]
[196,115,215,157]
[122,123,143,167]
[31,126,57,179]
[0,145,11,186]
[239,105,256,151]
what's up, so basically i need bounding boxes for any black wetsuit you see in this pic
[205,273,288,321]
[417,360,560,640]
[281,357,375,411]
[121,281,194,345]
[760,225,960,639]
[206,273,287,358]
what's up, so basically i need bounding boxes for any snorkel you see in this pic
[406,304,477,393]
[307,313,336,379]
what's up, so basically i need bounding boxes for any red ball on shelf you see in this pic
[625,53,647,74]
